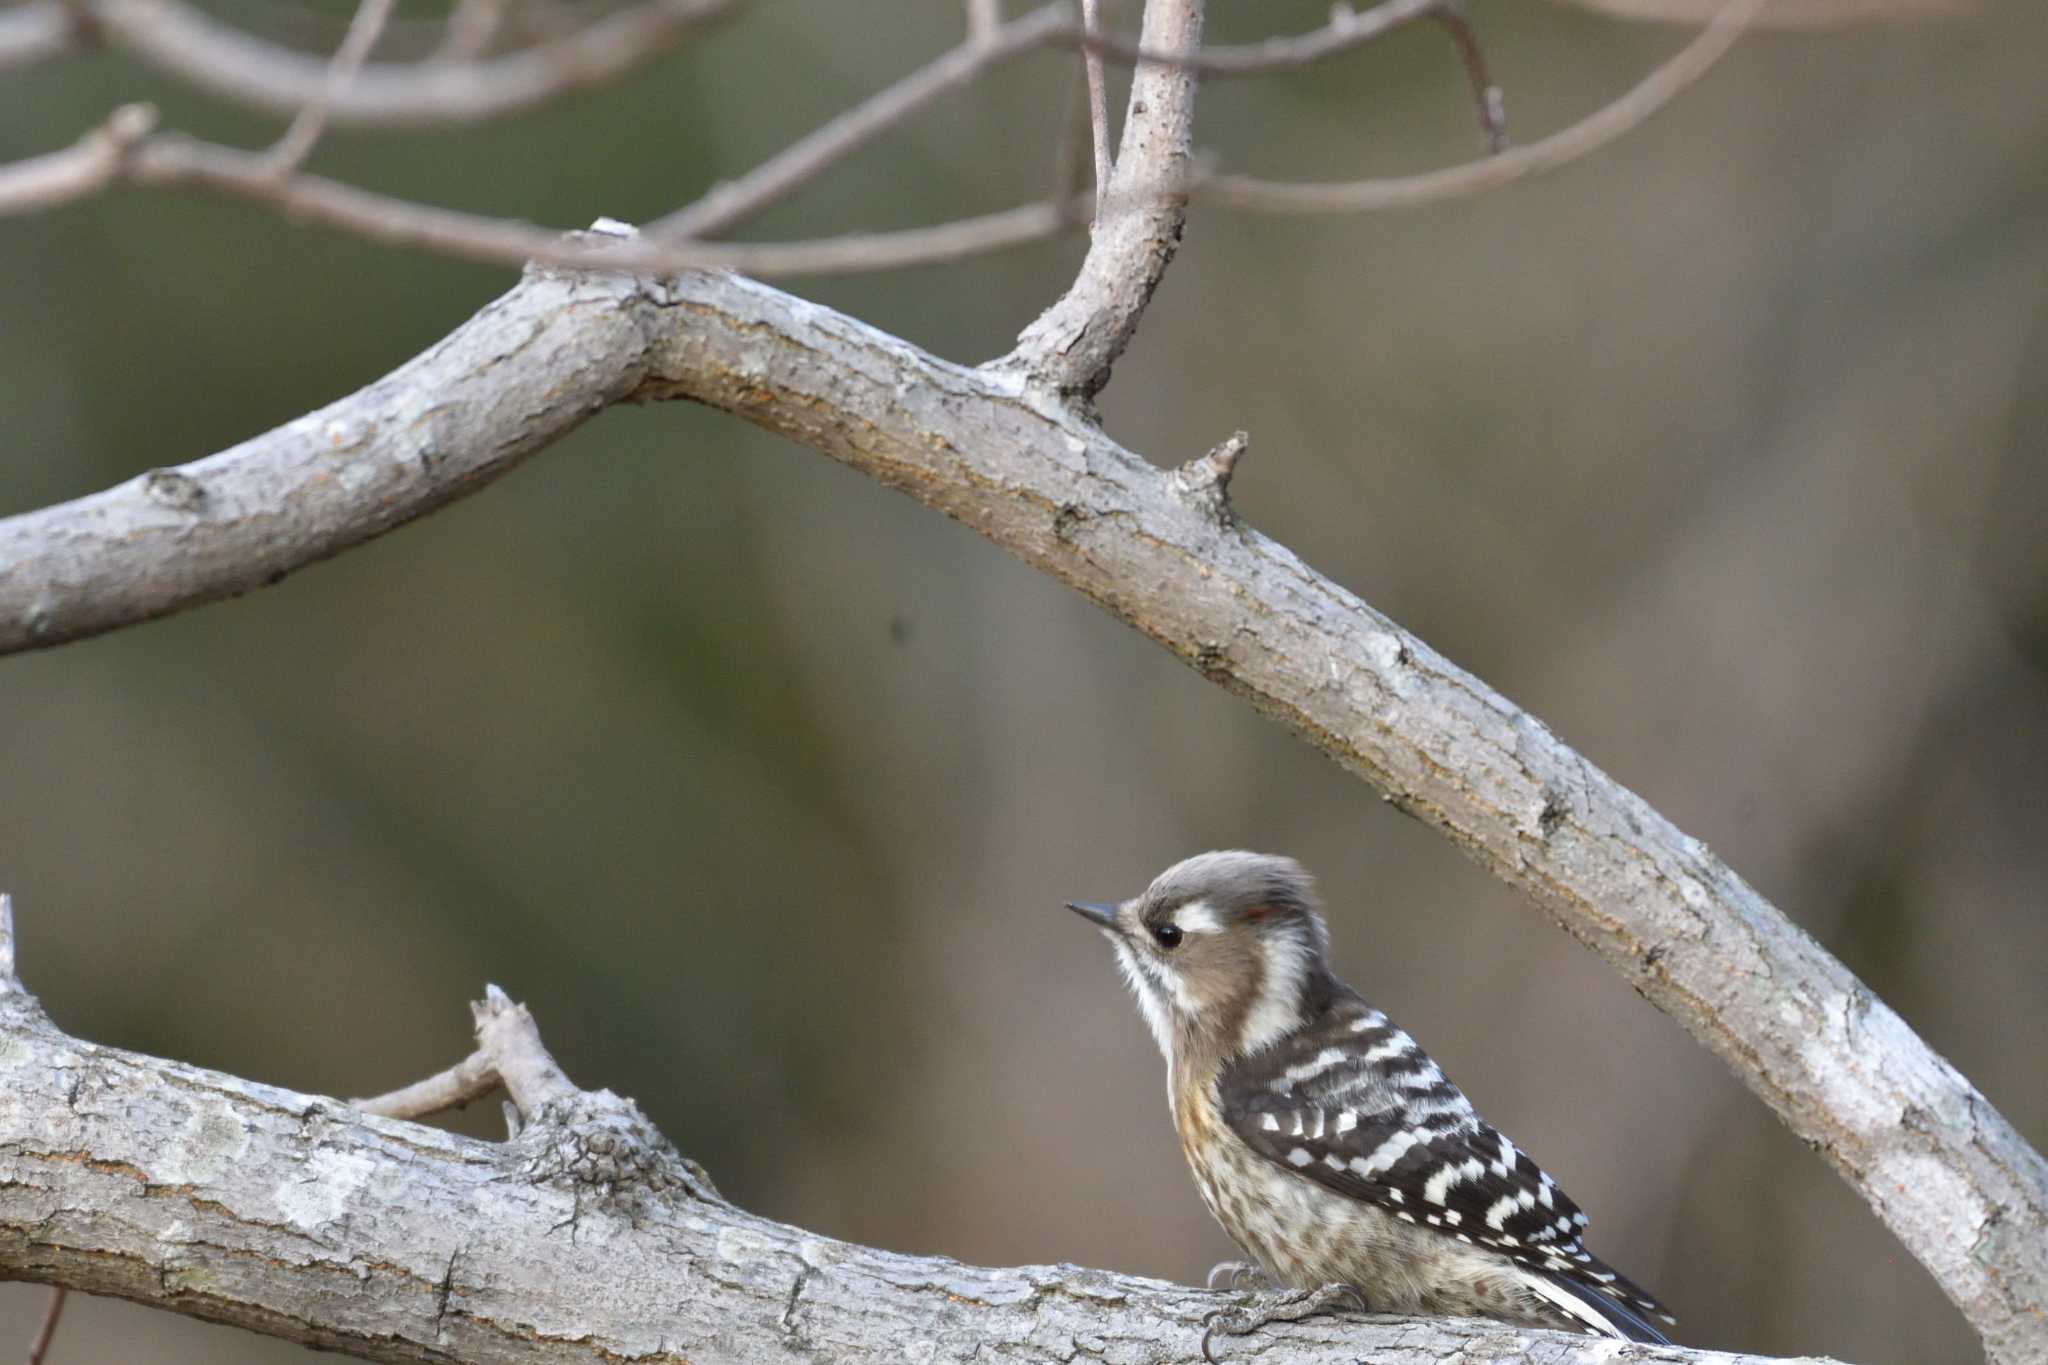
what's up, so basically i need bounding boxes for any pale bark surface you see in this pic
[0,255,2042,1362]
[0,981,1835,1365]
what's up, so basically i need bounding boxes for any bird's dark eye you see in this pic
[1150,922,1183,950]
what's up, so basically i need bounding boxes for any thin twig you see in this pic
[0,894,16,986]
[25,1286,68,1365]
[965,0,1001,43]
[1068,0,1437,75]
[352,985,578,1120]
[128,138,1083,277]
[649,0,1440,243]
[1203,0,1766,212]
[1430,0,1507,153]
[1080,0,1113,220]
[651,4,1069,241]
[434,0,510,62]
[2,0,1755,289]
[353,1049,500,1120]
[471,984,579,1115]
[1559,0,1973,24]
[0,104,156,217]
[264,0,401,174]
[88,0,736,128]
[1050,55,1098,211]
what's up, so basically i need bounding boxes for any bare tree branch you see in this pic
[13,0,735,127]
[435,0,512,62]
[0,104,155,217]
[0,253,2040,1360]
[263,0,402,174]
[650,3,1071,241]
[0,0,1733,287]
[1554,0,1973,26]
[119,140,1077,277]
[966,0,1002,43]
[1072,0,1438,75]
[0,2,74,72]
[352,1048,501,1121]
[1431,1,1508,154]
[0,894,16,991]
[24,1287,67,1365]
[1205,0,1766,213]
[1001,0,1203,399]
[1080,0,1115,217]
[0,950,1839,1365]
[262,0,401,174]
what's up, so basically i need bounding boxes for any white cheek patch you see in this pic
[1174,900,1224,935]
[1110,939,1176,1066]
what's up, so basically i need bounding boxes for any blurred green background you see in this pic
[3,1,2044,1361]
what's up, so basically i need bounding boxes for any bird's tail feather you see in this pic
[1521,1268,1673,1345]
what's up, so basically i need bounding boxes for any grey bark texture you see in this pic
[0,252,2043,1363]
[0,972,1835,1365]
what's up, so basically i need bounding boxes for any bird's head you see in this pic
[1066,850,1330,1068]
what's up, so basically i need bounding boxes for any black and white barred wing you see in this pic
[1217,1003,1673,1332]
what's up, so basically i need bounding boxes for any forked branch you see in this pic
[0,910,1842,1365]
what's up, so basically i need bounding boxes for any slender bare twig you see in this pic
[81,0,735,128]
[1050,56,1098,209]
[0,894,16,988]
[124,138,1083,277]
[264,0,401,174]
[1559,0,1971,24]
[649,0,1448,244]
[25,1286,68,1365]
[651,4,1068,240]
[434,0,511,61]
[351,985,579,1120]
[1204,0,1766,213]
[1431,0,1508,152]
[0,0,1746,289]
[0,0,1755,302]
[2,0,1462,265]
[0,104,156,217]
[965,0,1001,43]
[353,1049,500,1120]
[1069,0,1438,74]
[468,985,579,1115]
[0,0,1749,292]
[1080,0,1114,220]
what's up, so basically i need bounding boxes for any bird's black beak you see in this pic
[1064,900,1120,929]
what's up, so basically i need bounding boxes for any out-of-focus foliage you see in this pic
[2,2,2043,1362]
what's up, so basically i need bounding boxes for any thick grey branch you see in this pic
[0,252,651,651]
[0,263,2041,1360]
[0,976,1832,1365]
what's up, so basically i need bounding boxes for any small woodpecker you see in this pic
[1064,850,1674,1352]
